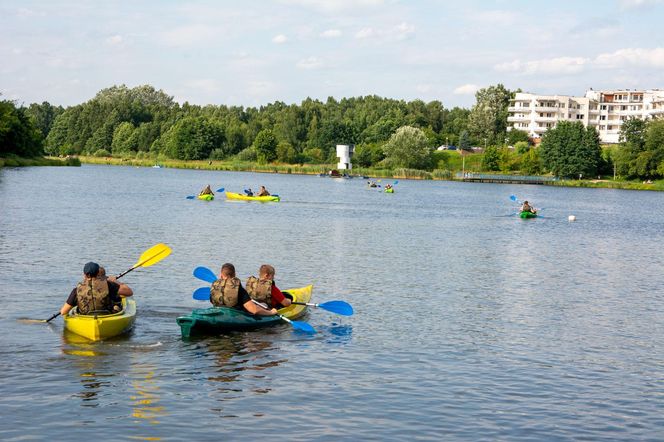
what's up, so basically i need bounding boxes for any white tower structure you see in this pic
[336,144,354,170]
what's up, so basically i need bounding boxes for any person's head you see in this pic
[98,266,106,279]
[523,200,529,205]
[259,264,275,280]
[220,263,236,279]
[260,185,266,189]
[83,261,100,279]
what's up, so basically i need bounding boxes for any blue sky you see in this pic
[1,0,663,108]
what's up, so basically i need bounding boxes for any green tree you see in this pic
[253,129,278,163]
[539,121,601,178]
[162,116,224,160]
[111,122,135,154]
[25,101,64,139]
[458,130,471,151]
[276,141,299,163]
[507,129,530,145]
[467,84,513,144]
[382,125,433,170]
[481,145,500,171]
[0,100,43,157]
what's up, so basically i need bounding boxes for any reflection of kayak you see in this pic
[384,188,394,193]
[176,285,312,337]
[520,211,537,218]
[226,191,280,202]
[64,298,136,341]
[197,194,214,201]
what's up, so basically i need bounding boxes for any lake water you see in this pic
[1,164,663,441]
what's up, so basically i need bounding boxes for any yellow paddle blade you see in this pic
[133,243,172,269]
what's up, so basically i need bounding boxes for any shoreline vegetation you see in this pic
[75,155,664,192]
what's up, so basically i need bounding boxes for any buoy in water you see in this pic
[568,215,576,222]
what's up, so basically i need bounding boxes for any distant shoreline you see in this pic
[36,155,663,192]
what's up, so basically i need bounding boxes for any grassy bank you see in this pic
[1,155,81,167]
[75,155,663,191]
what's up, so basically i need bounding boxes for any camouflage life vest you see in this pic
[76,278,111,314]
[245,276,272,307]
[210,277,241,307]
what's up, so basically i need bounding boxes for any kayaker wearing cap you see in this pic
[199,185,214,196]
[211,263,278,316]
[59,262,133,316]
[246,264,291,310]
[521,201,536,214]
[256,186,270,197]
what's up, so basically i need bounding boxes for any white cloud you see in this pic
[453,84,479,95]
[279,0,384,14]
[159,24,220,47]
[105,35,123,45]
[272,34,288,44]
[619,0,663,9]
[355,27,375,39]
[296,56,323,69]
[320,29,342,38]
[594,47,664,68]
[393,22,415,41]
[473,10,519,26]
[494,57,588,75]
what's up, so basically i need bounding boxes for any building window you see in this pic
[576,114,584,119]
[599,125,606,130]
[621,105,627,111]
[600,115,606,120]
[601,105,607,110]
[608,125,613,130]
[608,106,614,111]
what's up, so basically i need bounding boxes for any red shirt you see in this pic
[271,283,286,307]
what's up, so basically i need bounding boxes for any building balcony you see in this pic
[533,105,562,112]
[507,116,531,122]
[508,106,532,112]
[649,108,664,115]
[534,116,559,122]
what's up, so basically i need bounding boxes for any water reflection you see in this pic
[130,365,166,426]
[61,331,114,406]
[325,323,353,344]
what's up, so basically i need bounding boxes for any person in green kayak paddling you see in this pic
[246,264,291,310]
[59,262,133,316]
[199,185,214,196]
[211,263,278,316]
[521,200,537,214]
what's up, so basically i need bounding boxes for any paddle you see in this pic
[192,285,352,316]
[23,243,172,323]
[216,187,225,192]
[279,315,316,333]
[193,266,217,283]
[290,301,353,316]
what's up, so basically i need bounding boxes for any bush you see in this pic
[235,146,258,162]
[209,149,227,160]
[93,149,111,157]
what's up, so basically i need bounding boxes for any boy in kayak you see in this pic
[211,263,278,316]
[59,262,133,316]
[199,185,214,196]
[521,201,536,213]
[256,185,270,197]
[246,264,292,310]
[244,188,254,196]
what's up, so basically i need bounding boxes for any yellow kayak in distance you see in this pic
[63,297,137,341]
[225,191,280,202]
[197,194,214,201]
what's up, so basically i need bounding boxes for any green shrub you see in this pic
[93,149,111,157]
[235,146,258,162]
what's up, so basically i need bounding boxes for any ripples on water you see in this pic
[1,165,663,440]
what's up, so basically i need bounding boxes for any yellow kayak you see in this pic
[64,297,137,341]
[197,194,214,201]
[226,191,280,202]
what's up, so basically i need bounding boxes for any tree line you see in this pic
[2,84,663,180]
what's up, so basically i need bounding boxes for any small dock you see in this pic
[457,173,558,185]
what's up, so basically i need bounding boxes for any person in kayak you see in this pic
[385,184,393,191]
[244,188,254,196]
[367,181,378,188]
[199,185,214,196]
[211,263,278,316]
[521,201,536,213]
[256,186,270,197]
[246,264,292,310]
[59,262,133,316]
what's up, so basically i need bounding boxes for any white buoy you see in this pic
[568,215,576,222]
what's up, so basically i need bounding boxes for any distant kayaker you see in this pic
[246,264,291,309]
[244,188,254,196]
[199,185,214,196]
[385,184,393,190]
[211,263,277,316]
[256,186,270,197]
[521,201,536,213]
[367,181,378,188]
[59,262,133,316]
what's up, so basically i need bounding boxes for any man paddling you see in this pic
[59,262,133,316]
[521,201,537,214]
[211,263,278,316]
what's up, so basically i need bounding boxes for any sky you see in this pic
[1,0,663,109]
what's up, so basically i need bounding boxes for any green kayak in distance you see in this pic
[519,211,537,219]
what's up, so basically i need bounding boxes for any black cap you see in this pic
[83,262,100,276]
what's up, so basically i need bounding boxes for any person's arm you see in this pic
[271,284,291,307]
[107,278,133,297]
[243,299,277,316]
[60,288,77,315]
[60,302,74,316]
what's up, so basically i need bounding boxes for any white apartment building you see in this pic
[507,89,664,143]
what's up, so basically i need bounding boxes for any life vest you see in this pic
[210,277,241,307]
[245,276,273,307]
[76,278,111,314]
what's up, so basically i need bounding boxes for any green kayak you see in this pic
[176,285,312,338]
[519,211,537,218]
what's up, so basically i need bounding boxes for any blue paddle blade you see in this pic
[193,286,211,300]
[319,301,354,316]
[193,266,217,283]
[394,180,399,185]
[291,320,316,333]
[272,194,279,198]
[509,194,517,202]
[215,187,225,192]
[186,195,195,199]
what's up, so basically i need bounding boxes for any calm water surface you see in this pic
[1,165,663,441]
